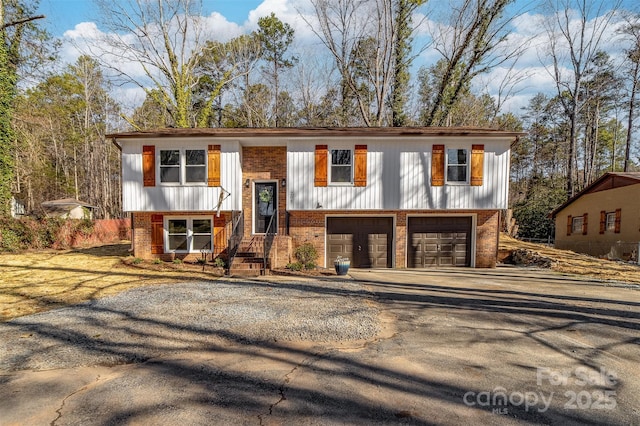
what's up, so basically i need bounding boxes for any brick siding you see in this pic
[288,209,500,268]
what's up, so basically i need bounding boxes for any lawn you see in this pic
[0,243,221,321]
[2,237,639,322]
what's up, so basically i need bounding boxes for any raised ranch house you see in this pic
[551,172,640,260]
[108,127,520,274]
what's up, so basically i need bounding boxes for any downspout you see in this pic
[109,138,131,252]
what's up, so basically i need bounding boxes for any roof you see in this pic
[106,126,524,140]
[551,172,640,218]
[41,198,98,209]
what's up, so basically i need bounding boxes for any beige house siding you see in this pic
[554,185,640,258]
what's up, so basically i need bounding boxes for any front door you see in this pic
[254,182,277,234]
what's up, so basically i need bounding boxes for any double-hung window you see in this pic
[166,217,213,253]
[330,149,352,184]
[605,212,616,231]
[572,216,583,234]
[446,149,468,183]
[159,148,207,185]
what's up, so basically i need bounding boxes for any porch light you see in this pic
[244,178,250,188]
[281,178,286,187]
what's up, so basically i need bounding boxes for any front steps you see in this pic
[229,237,268,276]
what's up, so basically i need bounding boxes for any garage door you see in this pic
[327,217,393,268]
[408,217,472,267]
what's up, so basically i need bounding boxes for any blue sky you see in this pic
[38,0,265,36]
[35,0,639,114]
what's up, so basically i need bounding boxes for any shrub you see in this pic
[172,258,183,264]
[286,262,303,271]
[294,243,318,265]
[153,258,162,265]
[132,257,143,264]
[305,262,316,270]
[0,229,20,252]
[213,257,225,268]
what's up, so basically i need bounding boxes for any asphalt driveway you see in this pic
[0,267,638,425]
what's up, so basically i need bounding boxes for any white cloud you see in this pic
[51,0,638,118]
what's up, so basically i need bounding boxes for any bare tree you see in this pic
[542,0,622,198]
[305,0,398,127]
[87,0,225,128]
[423,0,524,126]
[619,14,640,172]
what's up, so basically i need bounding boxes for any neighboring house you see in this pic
[551,172,640,260]
[41,198,97,220]
[10,197,26,218]
[108,127,520,273]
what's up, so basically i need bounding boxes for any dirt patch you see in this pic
[499,234,640,284]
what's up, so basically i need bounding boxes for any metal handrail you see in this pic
[263,210,277,273]
[227,211,243,273]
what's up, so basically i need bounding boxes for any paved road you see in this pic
[1,266,639,425]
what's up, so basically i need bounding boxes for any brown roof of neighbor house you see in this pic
[106,126,524,140]
[551,172,640,218]
[41,198,98,215]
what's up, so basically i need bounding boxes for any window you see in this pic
[330,149,352,184]
[160,150,180,183]
[605,212,616,231]
[165,217,212,253]
[159,149,207,184]
[572,216,583,234]
[446,149,468,183]
[185,150,206,183]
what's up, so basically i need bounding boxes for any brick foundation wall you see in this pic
[288,209,500,268]
[132,211,231,262]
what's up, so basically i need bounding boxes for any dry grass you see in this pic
[499,234,640,284]
[2,237,639,322]
[0,243,222,322]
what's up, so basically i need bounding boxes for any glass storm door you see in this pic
[254,182,277,234]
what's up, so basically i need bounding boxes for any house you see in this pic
[41,198,97,220]
[108,127,520,273]
[551,172,640,260]
[10,197,26,218]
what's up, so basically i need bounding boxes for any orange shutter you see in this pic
[566,215,572,236]
[471,144,484,186]
[315,145,328,187]
[208,144,221,187]
[431,144,445,186]
[354,144,367,187]
[151,214,164,254]
[615,208,621,233]
[582,213,588,235]
[142,145,155,187]
[599,211,606,234]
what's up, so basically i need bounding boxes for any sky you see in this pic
[35,0,639,116]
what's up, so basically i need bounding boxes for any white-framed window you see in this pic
[330,148,353,184]
[446,148,469,183]
[159,148,207,185]
[572,216,583,234]
[165,216,213,253]
[605,212,616,231]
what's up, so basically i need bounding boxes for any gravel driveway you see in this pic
[0,277,380,372]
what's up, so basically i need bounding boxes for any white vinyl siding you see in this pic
[122,139,242,212]
[287,138,510,210]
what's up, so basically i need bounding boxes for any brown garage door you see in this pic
[408,217,472,267]
[327,217,393,268]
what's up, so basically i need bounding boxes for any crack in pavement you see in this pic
[258,351,325,425]
[50,374,102,426]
